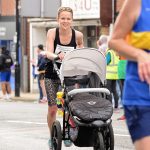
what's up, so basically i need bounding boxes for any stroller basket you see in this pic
[69,93,113,122]
[73,126,96,147]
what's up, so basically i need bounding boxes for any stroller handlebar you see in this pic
[68,88,110,96]
[53,55,60,61]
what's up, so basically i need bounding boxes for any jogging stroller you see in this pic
[51,48,114,150]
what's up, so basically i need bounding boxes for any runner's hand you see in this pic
[138,52,150,84]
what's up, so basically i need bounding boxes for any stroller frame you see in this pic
[51,48,114,150]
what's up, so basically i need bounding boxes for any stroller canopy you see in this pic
[60,48,106,84]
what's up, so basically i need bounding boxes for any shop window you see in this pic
[87,26,99,48]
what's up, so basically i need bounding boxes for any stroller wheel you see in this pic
[93,132,105,150]
[51,120,62,150]
[103,124,114,150]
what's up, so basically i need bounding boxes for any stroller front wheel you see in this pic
[93,131,104,150]
[51,120,62,150]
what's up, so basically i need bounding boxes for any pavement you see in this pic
[12,92,39,102]
[0,91,39,102]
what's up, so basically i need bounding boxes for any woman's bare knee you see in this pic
[48,105,57,117]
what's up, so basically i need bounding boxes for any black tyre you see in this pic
[93,131,105,150]
[103,124,114,150]
[51,120,62,150]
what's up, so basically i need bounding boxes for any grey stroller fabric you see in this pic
[69,93,113,122]
[60,48,106,85]
[60,48,113,122]
[88,72,104,97]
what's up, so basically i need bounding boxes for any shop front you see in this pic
[28,18,100,92]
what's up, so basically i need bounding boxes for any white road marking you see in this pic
[5,120,130,137]
[6,120,47,125]
[114,134,130,137]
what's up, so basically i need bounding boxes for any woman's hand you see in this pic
[137,52,150,84]
[58,52,65,61]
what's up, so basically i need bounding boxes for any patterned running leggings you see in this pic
[45,78,60,106]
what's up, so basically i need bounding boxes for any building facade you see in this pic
[0,0,17,91]
[0,0,125,92]
[22,0,102,92]
[0,0,16,57]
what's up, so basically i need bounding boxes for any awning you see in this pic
[28,18,101,28]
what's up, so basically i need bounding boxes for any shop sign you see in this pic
[0,22,15,40]
[21,0,61,18]
[0,27,6,36]
[61,0,100,19]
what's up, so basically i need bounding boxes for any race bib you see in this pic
[55,44,74,54]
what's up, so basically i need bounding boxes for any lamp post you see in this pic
[15,0,20,97]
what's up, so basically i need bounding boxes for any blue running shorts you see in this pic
[0,71,11,82]
[124,105,150,143]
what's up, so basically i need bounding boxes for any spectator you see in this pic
[97,35,108,55]
[30,46,43,103]
[37,44,47,103]
[0,46,13,100]
[106,48,120,109]
[117,56,127,120]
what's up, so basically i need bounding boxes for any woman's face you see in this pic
[57,11,73,30]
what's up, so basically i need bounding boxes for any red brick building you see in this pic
[100,0,125,34]
[0,0,15,16]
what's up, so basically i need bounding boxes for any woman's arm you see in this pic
[45,28,58,59]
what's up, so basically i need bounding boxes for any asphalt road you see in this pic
[0,100,135,150]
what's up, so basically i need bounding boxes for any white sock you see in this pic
[43,96,47,100]
[7,94,10,99]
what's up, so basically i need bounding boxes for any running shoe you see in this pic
[64,139,72,147]
[48,139,53,150]
[39,98,47,103]
[117,115,126,120]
